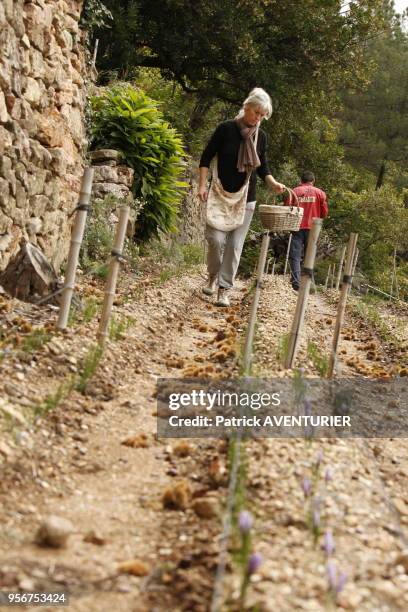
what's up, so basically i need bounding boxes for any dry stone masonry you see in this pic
[177,165,205,245]
[90,149,134,201]
[0,0,87,273]
[90,148,139,237]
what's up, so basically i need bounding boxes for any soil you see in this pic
[0,268,407,611]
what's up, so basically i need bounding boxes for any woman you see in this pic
[198,87,285,307]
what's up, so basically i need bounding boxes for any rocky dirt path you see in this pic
[0,269,407,611]
[241,275,408,611]
[0,269,243,612]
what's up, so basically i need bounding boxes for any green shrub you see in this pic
[80,195,139,275]
[80,196,116,268]
[89,84,187,241]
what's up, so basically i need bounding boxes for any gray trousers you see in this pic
[205,208,254,289]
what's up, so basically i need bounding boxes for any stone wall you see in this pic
[177,164,205,246]
[0,0,87,273]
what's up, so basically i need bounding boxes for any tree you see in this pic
[338,21,408,189]
[96,1,385,96]
[324,185,408,293]
[90,0,388,174]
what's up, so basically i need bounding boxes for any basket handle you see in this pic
[284,186,300,209]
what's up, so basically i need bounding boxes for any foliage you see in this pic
[89,84,187,241]
[338,24,408,189]
[80,0,113,35]
[80,196,116,268]
[21,328,51,353]
[96,0,386,101]
[76,344,104,394]
[80,195,139,276]
[307,341,329,377]
[34,380,74,418]
[139,238,204,283]
[131,68,228,156]
[276,333,290,366]
[325,186,408,297]
[109,315,136,341]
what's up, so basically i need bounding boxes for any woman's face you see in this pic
[243,104,267,127]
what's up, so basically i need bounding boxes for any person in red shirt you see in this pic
[286,171,328,291]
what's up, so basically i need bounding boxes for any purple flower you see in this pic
[239,510,253,533]
[327,560,337,590]
[327,561,347,595]
[247,552,263,575]
[325,467,333,483]
[315,449,324,468]
[304,399,312,416]
[336,572,347,594]
[302,477,312,498]
[323,530,335,556]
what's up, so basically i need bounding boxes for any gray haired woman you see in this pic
[198,87,285,306]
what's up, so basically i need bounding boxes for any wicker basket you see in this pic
[259,187,303,232]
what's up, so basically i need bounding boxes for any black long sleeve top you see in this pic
[199,120,271,202]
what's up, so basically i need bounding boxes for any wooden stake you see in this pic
[351,247,359,276]
[335,246,346,291]
[331,264,336,289]
[284,219,322,369]
[57,167,94,330]
[324,264,332,290]
[391,246,399,300]
[92,38,99,70]
[328,233,358,378]
[284,234,292,276]
[97,206,130,346]
[243,232,270,374]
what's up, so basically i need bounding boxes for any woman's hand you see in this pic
[271,181,286,194]
[198,186,208,203]
[265,174,285,194]
[198,167,210,202]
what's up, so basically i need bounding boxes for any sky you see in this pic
[394,0,408,13]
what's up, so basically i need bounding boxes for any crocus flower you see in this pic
[302,477,312,497]
[327,561,347,596]
[336,572,347,594]
[304,399,312,416]
[323,530,335,556]
[327,560,337,590]
[247,552,263,575]
[239,511,253,533]
[315,449,324,468]
[325,467,333,483]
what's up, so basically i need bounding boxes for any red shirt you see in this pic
[285,183,328,230]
